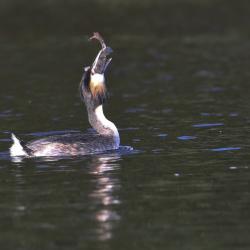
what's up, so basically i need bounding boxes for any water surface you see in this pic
[1,0,250,249]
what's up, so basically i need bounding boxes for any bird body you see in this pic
[10,32,120,158]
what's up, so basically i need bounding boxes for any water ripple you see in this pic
[192,123,224,128]
[177,136,197,140]
[210,147,241,152]
[27,130,80,137]
[156,133,168,138]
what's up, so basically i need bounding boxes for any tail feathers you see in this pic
[10,133,29,157]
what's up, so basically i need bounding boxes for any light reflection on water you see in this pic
[89,155,121,241]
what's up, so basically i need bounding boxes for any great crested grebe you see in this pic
[10,32,120,157]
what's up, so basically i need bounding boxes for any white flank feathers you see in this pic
[10,133,28,157]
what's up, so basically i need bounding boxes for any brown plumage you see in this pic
[89,79,107,99]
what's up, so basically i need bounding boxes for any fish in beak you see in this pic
[89,32,113,74]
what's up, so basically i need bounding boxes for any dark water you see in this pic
[1,0,250,249]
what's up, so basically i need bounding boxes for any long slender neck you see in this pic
[87,104,120,140]
[80,69,120,147]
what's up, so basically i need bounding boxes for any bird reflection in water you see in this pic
[88,154,121,241]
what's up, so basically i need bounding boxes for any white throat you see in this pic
[91,73,105,86]
[94,105,120,147]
